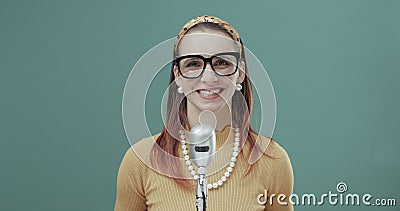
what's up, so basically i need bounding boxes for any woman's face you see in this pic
[174,29,245,112]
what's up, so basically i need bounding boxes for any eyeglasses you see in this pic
[174,52,240,79]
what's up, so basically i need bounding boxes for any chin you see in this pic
[196,103,225,113]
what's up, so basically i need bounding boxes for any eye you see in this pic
[186,61,202,67]
[213,59,230,66]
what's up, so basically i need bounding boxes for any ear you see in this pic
[173,64,182,87]
[237,60,245,84]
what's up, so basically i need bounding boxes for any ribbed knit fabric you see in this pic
[114,126,294,211]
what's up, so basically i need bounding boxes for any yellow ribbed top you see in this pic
[114,126,294,211]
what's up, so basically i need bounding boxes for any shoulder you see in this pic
[119,133,162,172]
[246,135,294,194]
[248,133,292,169]
[244,133,290,161]
[265,137,291,160]
[262,137,293,180]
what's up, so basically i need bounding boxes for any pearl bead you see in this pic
[179,130,184,134]
[221,176,226,181]
[235,137,240,142]
[184,155,189,160]
[227,167,233,172]
[182,150,188,155]
[234,142,239,147]
[217,180,223,186]
[207,184,212,189]
[191,170,196,176]
[232,151,238,157]
[186,160,191,166]
[194,175,199,180]
[188,165,193,171]
[231,157,236,162]
[180,134,185,140]
[212,183,218,188]
[230,162,235,167]
[181,145,187,150]
[224,172,230,177]
[233,146,239,152]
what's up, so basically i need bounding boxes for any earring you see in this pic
[177,86,184,94]
[236,84,242,91]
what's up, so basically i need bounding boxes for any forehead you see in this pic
[177,31,238,57]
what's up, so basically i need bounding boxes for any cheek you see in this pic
[180,79,197,94]
[229,72,239,83]
[224,75,238,88]
[221,78,237,96]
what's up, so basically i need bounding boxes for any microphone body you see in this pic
[188,124,217,168]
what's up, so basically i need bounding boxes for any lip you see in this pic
[195,87,224,91]
[195,87,224,99]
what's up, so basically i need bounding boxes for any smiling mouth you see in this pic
[196,88,223,97]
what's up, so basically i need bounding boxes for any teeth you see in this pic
[199,89,222,96]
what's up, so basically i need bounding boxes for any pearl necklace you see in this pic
[179,127,240,190]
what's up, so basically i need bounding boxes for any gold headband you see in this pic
[174,15,243,55]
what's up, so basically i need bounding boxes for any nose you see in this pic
[200,63,218,82]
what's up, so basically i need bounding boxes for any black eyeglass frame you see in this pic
[174,51,241,79]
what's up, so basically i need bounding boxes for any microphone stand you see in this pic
[196,166,207,211]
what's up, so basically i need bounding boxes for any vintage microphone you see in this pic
[188,123,217,211]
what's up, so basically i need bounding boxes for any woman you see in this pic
[115,15,294,210]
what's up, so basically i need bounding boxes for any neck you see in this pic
[187,101,233,132]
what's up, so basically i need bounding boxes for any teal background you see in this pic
[1,0,399,210]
